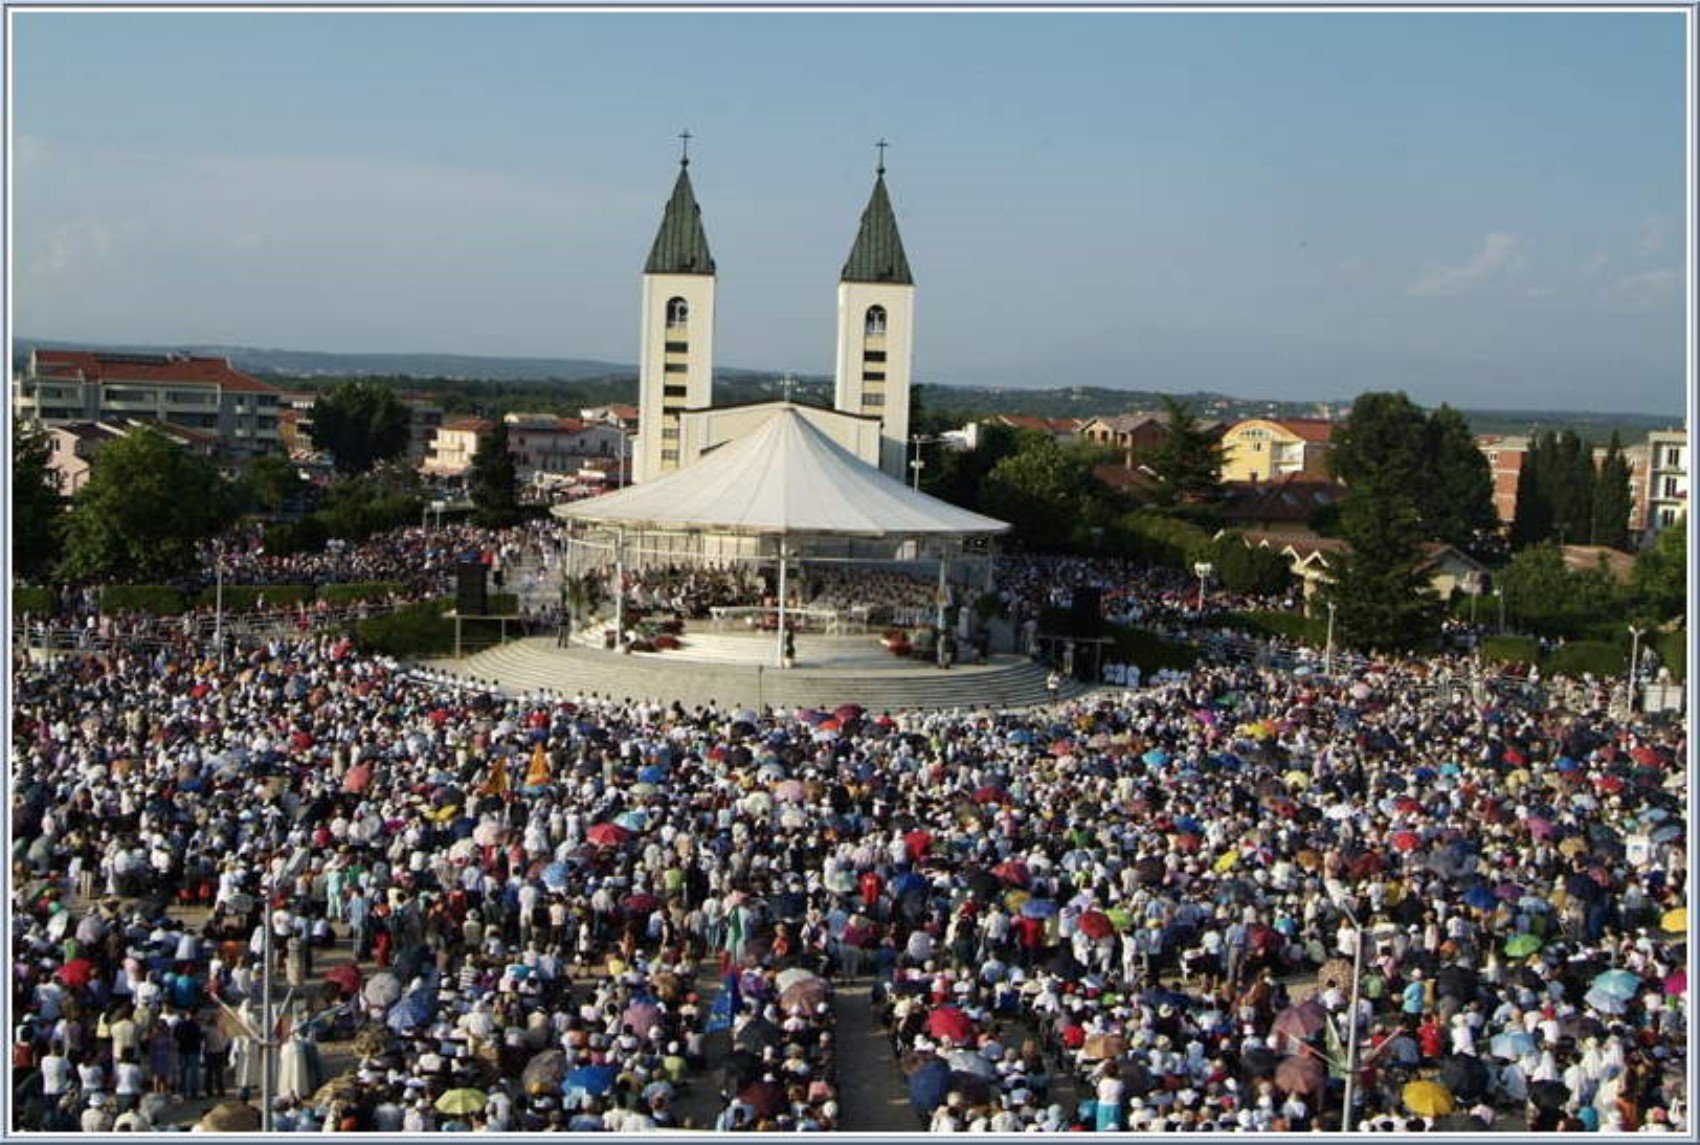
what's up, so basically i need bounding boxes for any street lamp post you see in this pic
[1333,896,1366,1132]
[1193,562,1213,614]
[1627,624,1646,713]
[1495,587,1505,634]
[910,457,925,491]
[214,542,226,672]
[1325,600,1338,678]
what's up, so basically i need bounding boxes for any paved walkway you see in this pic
[830,978,921,1132]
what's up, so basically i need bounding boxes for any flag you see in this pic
[525,742,551,787]
[480,756,509,797]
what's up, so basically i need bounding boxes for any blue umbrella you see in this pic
[1591,968,1643,1001]
[1555,758,1580,772]
[637,765,666,784]
[614,810,648,831]
[1007,730,1036,745]
[386,986,436,1033]
[1489,1030,1535,1060]
[907,1059,951,1115]
[1463,886,1498,911]
[1021,899,1059,920]
[542,862,571,891]
[1413,766,1436,783]
[563,1064,617,1098]
[1141,749,1170,767]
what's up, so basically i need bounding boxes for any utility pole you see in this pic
[1325,601,1337,678]
[1627,624,1646,714]
[214,542,226,672]
[260,884,274,1132]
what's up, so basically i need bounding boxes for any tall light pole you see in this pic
[1332,895,1366,1132]
[1495,587,1505,634]
[1193,562,1213,614]
[1325,600,1337,677]
[214,542,226,672]
[1627,624,1646,713]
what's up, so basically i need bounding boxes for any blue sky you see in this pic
[10,9,1690,413]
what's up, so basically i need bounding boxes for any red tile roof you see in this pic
[1270,418,1335,442]
[442,417,494,433]
[34,349,282,395]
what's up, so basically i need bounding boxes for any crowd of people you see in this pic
[8,536,1690,1134]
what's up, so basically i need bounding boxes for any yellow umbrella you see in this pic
[1214,851,1240,874]
[1557,837,1588,858]
[1505,767,1532,790]
[1005,890,1032,912]
[435,1088,487,1116]
[430,803,459,823]
[606,956,629,977]
[1282,770,1311,790]
[1662,907,1688,932]
[1402,1080,1455,1118]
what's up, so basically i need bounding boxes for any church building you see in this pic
[632,145,915,483]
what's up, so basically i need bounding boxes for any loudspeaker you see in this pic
[456,562,489,615]
[1071,586,1103,635]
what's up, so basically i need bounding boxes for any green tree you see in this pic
[12,422,65,581]
[980,435,1100,549]
[1206,535,1295,595]
[1322,493,1443,651]
[1548,430,1596,547]
[1422,405,1498,546]
[1329,392,1430,495]
[60,427,239,582]
[1511,433,1554,548]
[1497,542,1621,636]
[1142,396,1223,507]
[1591,431,1634,550]
[311,379,410,474]
[238,453,307,515]
[316,465,424,541]
[924,422,1023,508]
[1630,518,1686,621]
[468,418,521,527]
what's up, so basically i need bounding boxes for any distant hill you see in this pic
[14,337,1678,443]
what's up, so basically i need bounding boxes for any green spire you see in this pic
[644,160,715,276]
[841,172,913,285]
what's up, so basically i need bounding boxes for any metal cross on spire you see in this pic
[679,129,693,166]
[876,138,888,176]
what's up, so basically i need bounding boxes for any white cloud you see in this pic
[1407,231,1525,296]
[1607,267,1679,312]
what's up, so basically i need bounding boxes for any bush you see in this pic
[1542,640,1626,680]
[354,600,457,658]
[1216,610,1329,647]
[1107,511,1214,568]
[319,581,406,606]
[12,585,54,617]
[98,585,188,615]
[1480,635,1540,667]
[192,584,313,610]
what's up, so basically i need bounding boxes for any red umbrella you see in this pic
[927,1005,975,1043]
[1348,853,1385,880]
[342,762,372,794]
[323,964,362,998]
[993,860,1030,888]
[1079,911,1115,940]
[972,786,1005,805]
[1504,748,1527,766]
[586,823,631,848]
[1664,970,1687,996]
[1394,797,1423,815]
[1392,831,1421,853]
[1595,776,1625,795]
[1275,1053,1326,1096]
[55,958,95,989]
[834,704,865,722]
[1173,833,1202,853]
[1272,1000,1328,1042]
[1526,818,1555,840]
[904,830,934,862]
[622,893,662,915]
[1631,746,1660,767]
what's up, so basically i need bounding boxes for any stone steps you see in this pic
[427,637,1088,712]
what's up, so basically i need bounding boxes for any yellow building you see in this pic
[1220,418,1335,483]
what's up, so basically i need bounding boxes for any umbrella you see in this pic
[1081,1032,1128,1061]
[927,1006,975,1043]
[323,964,362,998]
[621,1001,663,1037]
[1315,958,1355,994]
[55,958,95,989]
[1557,836,1588,858]
[1662,907,1688,932]
[738,1079,788,1120]
[637,764,667,784]
[904,829,934,860]
[1392,831,1421,853]
[1275,1054,1326,1096]
[362,971,402,1009]
[1438,1054,1488,1102]
[734,1017,782,1052]
[1462,886,1497,911]
[198,1102,262,1132]
[342,762,372,794]
[563,1063,617,1098]
[586,823,631,847]
[1529,1080,1571,1112]
[521,1049,568,1096]
[993,860,1030,887]
[1505,934,1542,958]
[541,861,572,891]
[781,978,829,1014]
[1583,987,1628,1015]
[1664,969,1687,996]
[773,779,805,803]
[435,1088,487,1116]
[1591,968,1643,1001]
[908,1058,952,1115]
[1402,1079,1455,1118]
[1271,1000,1328,1042]
[1489,1030,1535,1060]
[311,1073,362,1106]
[621,893,661,916]
[1021,898,1059,920]
[613,810,648,832]
[1079,910,1115,940]
[385,986,436,1033]
[472,821,504,847]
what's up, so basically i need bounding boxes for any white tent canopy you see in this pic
[554,406,1008,538]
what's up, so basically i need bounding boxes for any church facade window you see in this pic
[666,298,689,328]
[864,305,886,336]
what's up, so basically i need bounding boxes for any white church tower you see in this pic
[635,140,717,483]
[834,146,915,480]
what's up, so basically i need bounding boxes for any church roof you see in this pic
[644,163,716,276]
[841,174,913,285]
[556,406,1005,538]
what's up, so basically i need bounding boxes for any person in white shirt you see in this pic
[39,1044,71,1098]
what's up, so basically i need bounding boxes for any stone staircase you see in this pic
[427,636,1088,713]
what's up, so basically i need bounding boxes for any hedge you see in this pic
[1649,630,1687,682]
[354,601,458,658]
[1218,610,1329,647]
[319,581,406,606]
[1542,640,1626,680]
[1479,635,1539,667]
[12,585,54,617]
[1108,625,1197,672]
[98,585,188,615]
[192,584,313,610]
